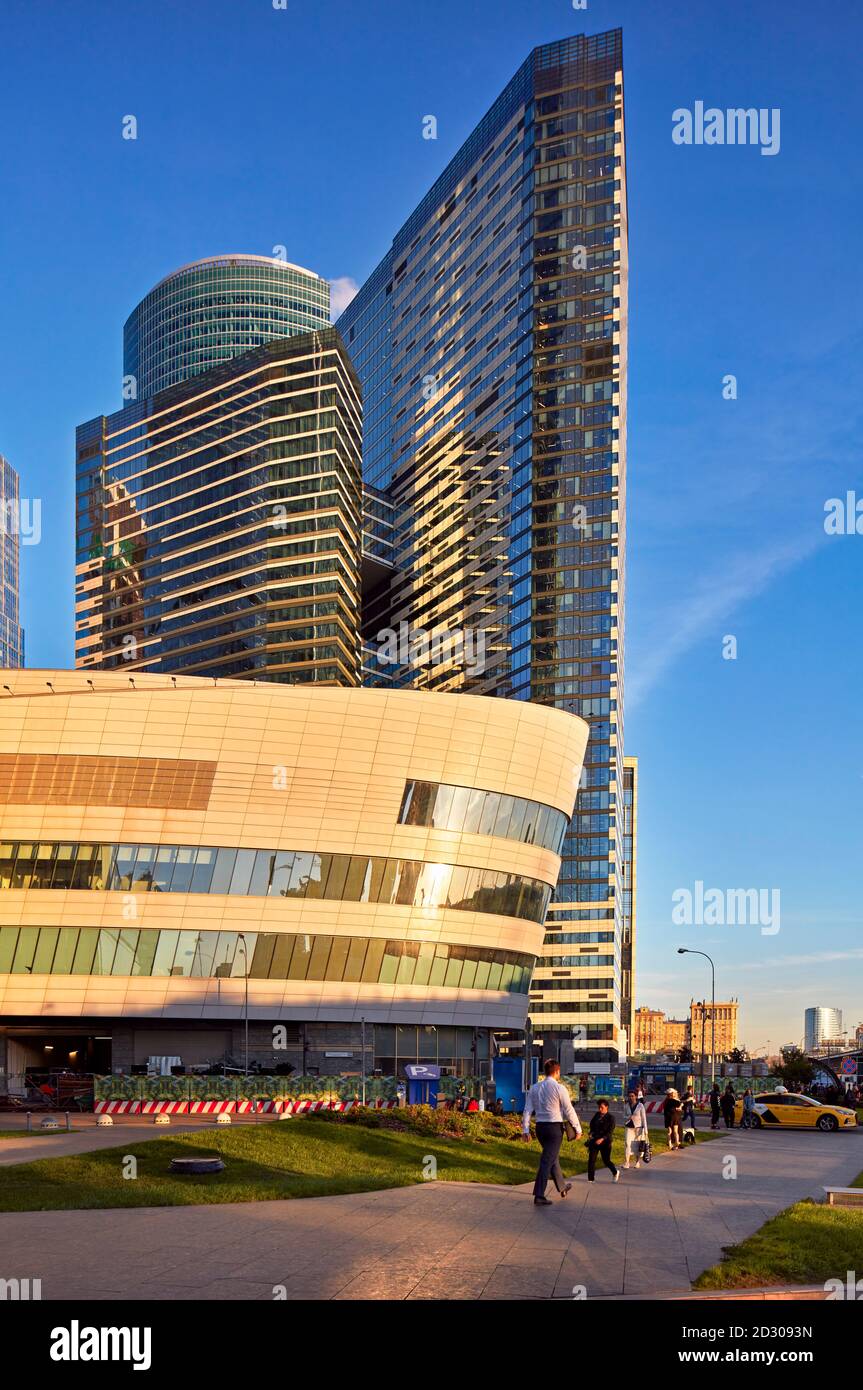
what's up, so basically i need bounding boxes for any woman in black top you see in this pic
[587,1100,619,1182]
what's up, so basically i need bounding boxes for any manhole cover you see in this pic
[169,1157,225,1175]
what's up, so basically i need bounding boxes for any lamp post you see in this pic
[237,934,249,1078]
[360,1016,366,1108]
[678,948,716,1090]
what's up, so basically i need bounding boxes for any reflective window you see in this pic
[0,840,552,923]
[397,780,569,853]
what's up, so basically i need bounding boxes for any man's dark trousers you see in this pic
[533,1121,566,1197]
[587,1139,617,1181]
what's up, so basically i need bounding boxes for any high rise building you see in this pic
[619,754,638,1052]
[340,29,631,1061]
[690,999,739,1060]
[75,330,363,682]
[804,1006,843,1054]
[124,255,330,400]
[0,453,25,668]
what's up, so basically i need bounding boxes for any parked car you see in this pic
[735,1092,857,1132]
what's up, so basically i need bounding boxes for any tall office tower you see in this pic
[804,1006,843,1054]
[340,29,630,1061]
[619,754,638,1055]
[124,255,330,400]
[0,454,25,667]
[75,330,363,682]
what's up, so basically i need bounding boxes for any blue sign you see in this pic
[594,1076,623,1096]
[404,1064,441,1080]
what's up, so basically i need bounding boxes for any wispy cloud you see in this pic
[736,948,863,971]
[329,275,359,321]
[627,536,822,710]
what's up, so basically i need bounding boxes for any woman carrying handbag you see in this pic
[623,1089,648,1169]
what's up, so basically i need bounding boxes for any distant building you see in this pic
[805,1006,842,1054]
[634,1000,740,1059]
[691,999,738,1060]
[632,1007,688,1056]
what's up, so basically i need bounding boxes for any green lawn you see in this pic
[0,1110,713,1213]
[696,1169,863,1289]
[0,1128,79,1139]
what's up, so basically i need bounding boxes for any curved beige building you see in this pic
[0,672,587,1079]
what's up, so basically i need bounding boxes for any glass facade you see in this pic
[0,926,533,992]
[124,255,330,400]
[340,30,629,1060]
[0,840,553,923]
[0,453,24,667]
[398,780,569,853]
[75,330,363,682]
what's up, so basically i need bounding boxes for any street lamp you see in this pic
[678,948,716,1090]
[237,934,249,1078]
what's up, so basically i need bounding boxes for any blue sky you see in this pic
[1,0,861,1049]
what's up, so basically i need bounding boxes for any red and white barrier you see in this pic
[93,1097,399,1116]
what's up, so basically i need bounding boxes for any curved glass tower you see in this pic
[123,254,330,399]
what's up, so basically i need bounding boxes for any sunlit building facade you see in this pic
[340,29,632,1061]
[75,329,363,683]
[0,672,587,1078]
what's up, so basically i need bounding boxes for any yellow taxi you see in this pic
[735,1092,857,1132]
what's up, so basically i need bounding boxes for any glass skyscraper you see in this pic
[75,330,362,682]
[340,29,631,1062]
[124,254,330,400]
[0,453,25,668]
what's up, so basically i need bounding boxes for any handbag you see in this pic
[563,1120,578,1142]
[638,1138,652,1164]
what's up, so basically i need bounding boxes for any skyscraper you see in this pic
[124,254,330,400]
[0,453,25,668]
[75,330,362,681]
[804,1006,843,1054]
[340,29,631,1062]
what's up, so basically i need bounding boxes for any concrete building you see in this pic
[0,670,587,1080]
[632,1007,688,1056]
[690,999,739,1060]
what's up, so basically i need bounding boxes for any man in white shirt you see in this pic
[522,1059,582,1205]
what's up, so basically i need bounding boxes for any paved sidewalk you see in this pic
[0,1129,859,1300]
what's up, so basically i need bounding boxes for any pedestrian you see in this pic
[622,1089,648,1170]
[587,1098,619,1182]
[720,1083,736,1129]
[742,1087,755,1128]
[663,1088,683,1150]
[681,1087,696,1144]
[579,1075,589,1106]
[466,1096,479,1113]
[709,1082,721,1130]
[522,1058,582,1206]
[492,1097,504,1116]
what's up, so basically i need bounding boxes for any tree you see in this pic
[676,1044,692,1063]
[774,1046,814,1087]
[727,1047,749,1065]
